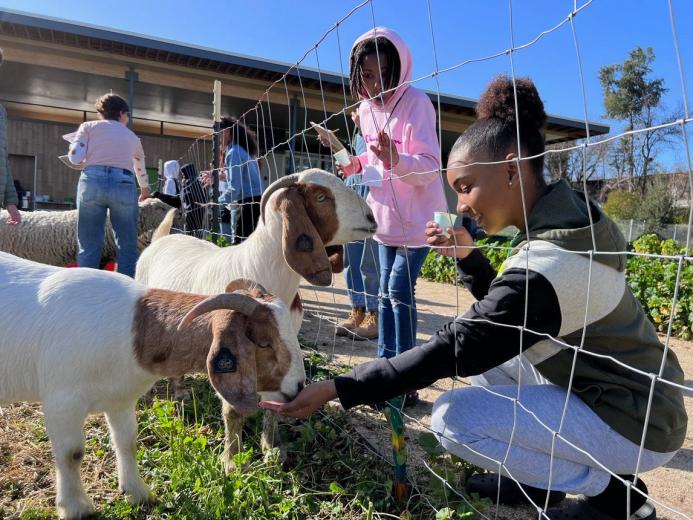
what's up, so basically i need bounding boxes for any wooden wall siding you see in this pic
[6,117,198,203]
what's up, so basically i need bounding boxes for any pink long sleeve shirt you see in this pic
[352,27,448,247]
[68,120,149,188]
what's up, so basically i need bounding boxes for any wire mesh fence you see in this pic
[155,1,692,518]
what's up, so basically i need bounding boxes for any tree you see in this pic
[637,175,675,232]
[599,47,677,194]
[545,136,609,186]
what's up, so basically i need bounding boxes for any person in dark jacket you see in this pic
[180,162,209,238]
[262,76,686,520]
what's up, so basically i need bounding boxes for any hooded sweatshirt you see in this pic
[162,160,181,196]
[351,27,447,247]
[335,180,687,453]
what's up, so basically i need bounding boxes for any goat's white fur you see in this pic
[0,251,304,519]
[137,169,375,330]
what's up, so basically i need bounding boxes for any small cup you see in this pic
[434,211,458,238]
[334,149,351,167]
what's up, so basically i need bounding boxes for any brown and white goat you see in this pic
[0,251,305,519]
[135,168,376,470]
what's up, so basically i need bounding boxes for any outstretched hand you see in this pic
[425,221,475,260]
[200,167,227,188]
[370,130,399,169]
[259,380,337,419]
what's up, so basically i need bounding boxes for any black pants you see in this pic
[233,195,262,244]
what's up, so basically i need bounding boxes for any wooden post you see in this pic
[211,80,222,239]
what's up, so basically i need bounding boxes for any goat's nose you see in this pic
[297,381,305,393]
[366,213,376,224]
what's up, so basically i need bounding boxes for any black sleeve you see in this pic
[455,249,497,300]
[152,192,182,209]
[334,268,562,409]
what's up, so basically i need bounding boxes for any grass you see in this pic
[0,352,489,520]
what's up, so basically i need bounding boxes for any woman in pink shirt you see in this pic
[338,27,447,405]
[68,94,150,277]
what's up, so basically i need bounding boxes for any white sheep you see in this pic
[136,168,376,469]
[0,198,180,267]
[0,251,305,520]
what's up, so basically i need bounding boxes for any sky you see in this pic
[1,0,692,168]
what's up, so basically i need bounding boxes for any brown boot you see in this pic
[336,307,365,336]
[352,311,378,340]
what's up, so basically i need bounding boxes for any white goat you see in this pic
[136,168,376,469]
[0,198,181,267]
[0,251,305,520]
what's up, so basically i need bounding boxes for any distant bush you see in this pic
[603,190,640,221]
[638,179,675,233]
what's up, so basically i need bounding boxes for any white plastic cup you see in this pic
[434,211,458,237]
[334,149,351,167]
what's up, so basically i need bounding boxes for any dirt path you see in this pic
[298,276,693,519]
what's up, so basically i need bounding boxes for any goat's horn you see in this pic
[260,173,302,224]
[178,293,260,331]
[224,278,270,296]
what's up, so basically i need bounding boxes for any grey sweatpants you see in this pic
[430,356,676,496]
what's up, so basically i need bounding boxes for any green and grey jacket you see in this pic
[336,180,687,453]
[0,103,18,208]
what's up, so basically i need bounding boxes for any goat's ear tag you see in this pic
[295,233,314,252]
[212,348,237,373]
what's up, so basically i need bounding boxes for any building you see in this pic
[0,8,609,211]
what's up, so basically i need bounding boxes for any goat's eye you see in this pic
[316,192,326,202]
[257,341,272,349]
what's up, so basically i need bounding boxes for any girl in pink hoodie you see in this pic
[339,27,447,404]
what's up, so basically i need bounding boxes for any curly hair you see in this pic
[95,94,129,121]
[451,75,547,182]
[349,36,401,100]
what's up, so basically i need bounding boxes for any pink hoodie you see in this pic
[352,27,447,247]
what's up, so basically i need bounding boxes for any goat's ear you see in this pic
[206,336,258,417]
[325,245,344,273]
[276,187,332,286]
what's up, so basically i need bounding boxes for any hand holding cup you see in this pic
[426,213,475,260]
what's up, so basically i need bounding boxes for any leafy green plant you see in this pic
[628,234,693,339]
[421,251,457,284]
[476,237,512,272]
[420,237,512,284]
[418,432,491,519]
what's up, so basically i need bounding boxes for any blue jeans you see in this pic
[343,237,380,311]
[77,165,139,277]
[377,245,429,358]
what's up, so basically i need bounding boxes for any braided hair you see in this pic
[349,37,401,100]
